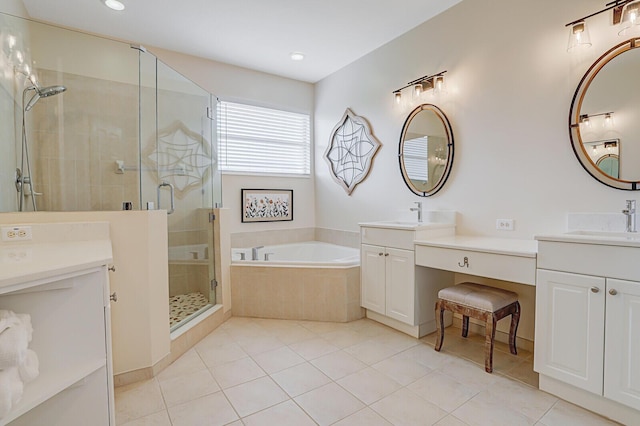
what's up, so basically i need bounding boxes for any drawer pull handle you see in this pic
[110,292,118,302]
[590,287,600,293]
[384,253,389,257]
[458,257,469,268]
[378,252,384,256]
[609,289,618,296]
[108,265,116,272]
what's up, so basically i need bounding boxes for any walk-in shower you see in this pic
[16,80,66,211]
[1,12,221,332]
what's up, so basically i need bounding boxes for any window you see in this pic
[217,101,311,175]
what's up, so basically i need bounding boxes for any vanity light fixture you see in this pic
[567,0,640,51]
[102,0,125,11]
[392,70,447,105]
[579,114,591,127]
[578,111,614,128]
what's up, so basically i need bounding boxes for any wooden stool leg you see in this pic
[509,301,521,355]
[462,315,469,338]
[484,315,497,373]
[435,300,445,352]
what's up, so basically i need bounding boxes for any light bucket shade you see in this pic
[618,1,640,36]
[568,22,591,51]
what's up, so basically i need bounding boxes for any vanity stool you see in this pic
[434,282,520,373]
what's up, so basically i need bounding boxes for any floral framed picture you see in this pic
[241,189,293,223]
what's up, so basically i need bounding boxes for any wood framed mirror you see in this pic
[398,104,454,196]
[569,38,640,190]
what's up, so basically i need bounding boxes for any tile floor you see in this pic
[115,317,620,426]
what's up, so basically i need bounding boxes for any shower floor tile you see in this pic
[170,292,209,327]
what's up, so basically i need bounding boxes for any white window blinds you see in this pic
[403,136,429,181]
[217,101,311,175]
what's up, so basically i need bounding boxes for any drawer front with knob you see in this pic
[415,245,536,285]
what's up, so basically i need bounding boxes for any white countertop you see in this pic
[414,235,538,258]
[359,221,455,231]
[536,231,640,248]
[0,222,113,290]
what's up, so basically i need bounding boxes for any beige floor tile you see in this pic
[158,368,220,408]
[370,387,448,426]
[344,339,404,365]
[115,378,166,424]
[193,329,236,351]
[271,362,332,397]
[289,337,339,360]
[119,410,172,426]
[273,324,319,345]
[504,358,538,388]
[332,407,393,426]
[407,371,478,412]
[210,356,266,389]
[299,320,349,334]
[396,343,452,370]
[197,342,248,368]
[435,414,471,426]
[372,351,433,386]
[437,357,500,394]
[156,349,207,382]
[294,382,365,426]
[235,334,285,356]
[337,367,403,405]
[252,345,305,374]
[311,350,368,380]
[167,392,238,426]
[320,328,370,349]
[537,400,621,426]
[242,400,316,426]
[371,330,420,352]
[223,376,289,418]
[452,392,535,426]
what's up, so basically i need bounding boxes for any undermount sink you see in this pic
[359,220,455,231]
[536,229,640,248]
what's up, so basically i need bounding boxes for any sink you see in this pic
[359,220,455,231]
[536,229,640,248]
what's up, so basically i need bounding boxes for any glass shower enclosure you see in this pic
[0,12,221,331]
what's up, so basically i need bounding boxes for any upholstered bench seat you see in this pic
[435,282,520,373]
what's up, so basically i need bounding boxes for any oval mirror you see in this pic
[398,104,454,196]
[569,38,640,190]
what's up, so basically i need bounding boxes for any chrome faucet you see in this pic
[623,200,636,233]
[251,246,264,260]
[410,201,423,223]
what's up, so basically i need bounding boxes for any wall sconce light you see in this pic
[579,112,614,128]
[392,71,447,105]
[567,0,640,52]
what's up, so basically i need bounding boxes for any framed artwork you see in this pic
[324,108,382,195]
[241,189,293,223]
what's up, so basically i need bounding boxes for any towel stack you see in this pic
[0,310,39,419]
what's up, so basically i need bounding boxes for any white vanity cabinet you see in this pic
[0,223,115,426]
[359,222,455,337]
[535,235,640,423]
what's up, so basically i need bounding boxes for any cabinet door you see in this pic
[604,278,640,410]
[361,244,386,314]
[385,247,415,325]
[535,269,605,395]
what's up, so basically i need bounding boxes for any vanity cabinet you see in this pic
[359,222,455,337]
[361,244,414,324]
[535,236,640,420]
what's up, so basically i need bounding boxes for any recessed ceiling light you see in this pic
[103,0,125,11]
[290,52,305,61]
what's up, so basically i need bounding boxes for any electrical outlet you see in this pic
[1,226,32,242]
[496,219,514,231]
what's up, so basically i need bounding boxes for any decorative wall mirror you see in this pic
[569,38,640,190]
[398,104,454,196]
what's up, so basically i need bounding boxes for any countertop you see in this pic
[535,231,640,248]
[414,235,538,258]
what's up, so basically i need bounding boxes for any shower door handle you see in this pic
[157,181,175,214]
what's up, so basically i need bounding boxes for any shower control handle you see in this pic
[157,181,175,214]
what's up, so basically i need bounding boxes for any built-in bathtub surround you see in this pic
[231,242,362,322]
[230,227,361,250]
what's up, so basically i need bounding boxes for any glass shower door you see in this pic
[142,53,220,331]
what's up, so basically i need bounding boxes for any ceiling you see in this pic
[21,0,461,83]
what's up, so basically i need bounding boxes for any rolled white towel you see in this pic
[18,349,39,384]
[15,314,33,343]
[0,367,24,419]
[0,324,28,370]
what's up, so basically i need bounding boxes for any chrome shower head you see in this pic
[25,85,67,111]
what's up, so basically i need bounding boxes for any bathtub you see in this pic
[232,241,359,267]
[230,241,363,322]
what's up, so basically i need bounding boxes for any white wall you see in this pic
[150,48,316,235]
[0,0,28,17]
[314,0,633,238]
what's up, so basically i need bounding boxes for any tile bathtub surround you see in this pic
[115,317,620,426]
[230,227,360,249]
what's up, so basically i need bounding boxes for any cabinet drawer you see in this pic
[361,227,415,250]
[415,245,536,285]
